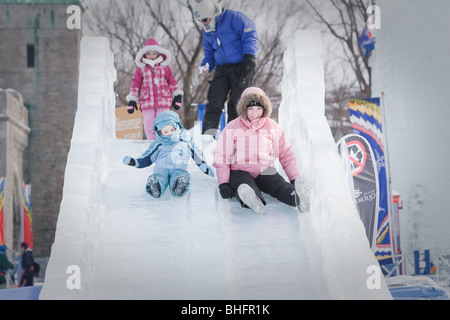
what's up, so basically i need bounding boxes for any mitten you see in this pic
[123,156,136,167]
[199,163,215,177]
[219,183,235,199]
[293,177,311,213]
[172,95,182,110]
[239,54,256,88]
[127,101,138,114]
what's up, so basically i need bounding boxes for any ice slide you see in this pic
[39,32,392,300]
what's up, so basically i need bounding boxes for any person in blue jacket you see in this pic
[123,111,214,198]
[194,0,258,137]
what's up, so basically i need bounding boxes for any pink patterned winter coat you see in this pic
[213,87,300,185]
[126,38,183,111]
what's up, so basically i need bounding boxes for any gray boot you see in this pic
[237,184,266,214]
[146,176,161,198]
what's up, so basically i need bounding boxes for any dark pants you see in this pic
[229,168,296,207]
[202,63,254,136]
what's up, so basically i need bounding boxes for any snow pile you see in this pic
[387,276,450,300]
[40,34,391,299]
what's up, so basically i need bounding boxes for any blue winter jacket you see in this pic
[201,9,258,72]
[134,115,208,173]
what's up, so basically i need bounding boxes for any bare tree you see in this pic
[83,0,309,128]
[305,0,374,140]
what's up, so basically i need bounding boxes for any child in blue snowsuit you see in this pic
[123,111,214,198]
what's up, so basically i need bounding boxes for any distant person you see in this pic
[0,245,15,289]
[194,0,258,137]
[126,37,183,140]
[19,242,34,287]
[123,111,214,198]
[10,253,22,288]
[213,87,311,214]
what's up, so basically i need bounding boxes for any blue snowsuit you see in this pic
[126,111,214,197]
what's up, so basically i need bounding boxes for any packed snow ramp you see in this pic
[40,33,392,300]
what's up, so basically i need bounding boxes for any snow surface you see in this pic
[39,32,392,299]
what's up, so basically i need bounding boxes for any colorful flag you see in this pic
[338,134,379,249]
[348,98,394,265]
[22,183,33,250]
[358,26,376,57]
[0,177,5,246]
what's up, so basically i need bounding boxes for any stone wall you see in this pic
[0,2,82,256]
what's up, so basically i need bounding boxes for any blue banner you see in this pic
[349,98,393,265]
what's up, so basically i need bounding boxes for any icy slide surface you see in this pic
[40,34,391,299]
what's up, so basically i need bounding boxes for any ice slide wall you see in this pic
[279,30,390,298]
[40,37,117,299]
[40,34,391,299]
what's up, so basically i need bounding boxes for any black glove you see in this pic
[123,156,136,167]
[127,101,138,114]
[219,183,235,199]
[239,54,256,88]
[172,95,182,110]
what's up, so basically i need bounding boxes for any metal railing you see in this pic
[382,250,450,288]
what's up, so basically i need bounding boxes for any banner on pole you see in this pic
[22,183,33,250]
[0,177,5,246]
[348,98,393,265]
[338,134,379,249]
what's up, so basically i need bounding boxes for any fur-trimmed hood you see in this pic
[237,87,272,120]
[135,37,171,68]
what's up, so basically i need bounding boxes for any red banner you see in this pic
[22,183,33,250]
[0,177,5,245]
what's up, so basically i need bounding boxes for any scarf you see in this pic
[155,125,182,145]
[142,55,164,68]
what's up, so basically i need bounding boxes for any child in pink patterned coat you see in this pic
[126,37,183,140]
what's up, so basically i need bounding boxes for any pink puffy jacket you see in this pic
[128,65,180,110]
[213,116,300,185]
[126,38,182,111]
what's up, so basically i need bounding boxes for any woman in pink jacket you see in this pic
[126,37,183,140]
[213,87,310,213]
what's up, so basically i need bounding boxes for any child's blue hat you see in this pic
[153,111,183,132]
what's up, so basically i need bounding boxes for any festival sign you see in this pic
[348,98,393,265]
[338,134,379,249]
[115,106,143,140]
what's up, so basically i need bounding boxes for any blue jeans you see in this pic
[148,168,190,198]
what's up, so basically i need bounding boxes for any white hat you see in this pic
[194,0,222,32]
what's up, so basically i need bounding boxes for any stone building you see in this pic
[0,89,30,253]
[0,0,83,256]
